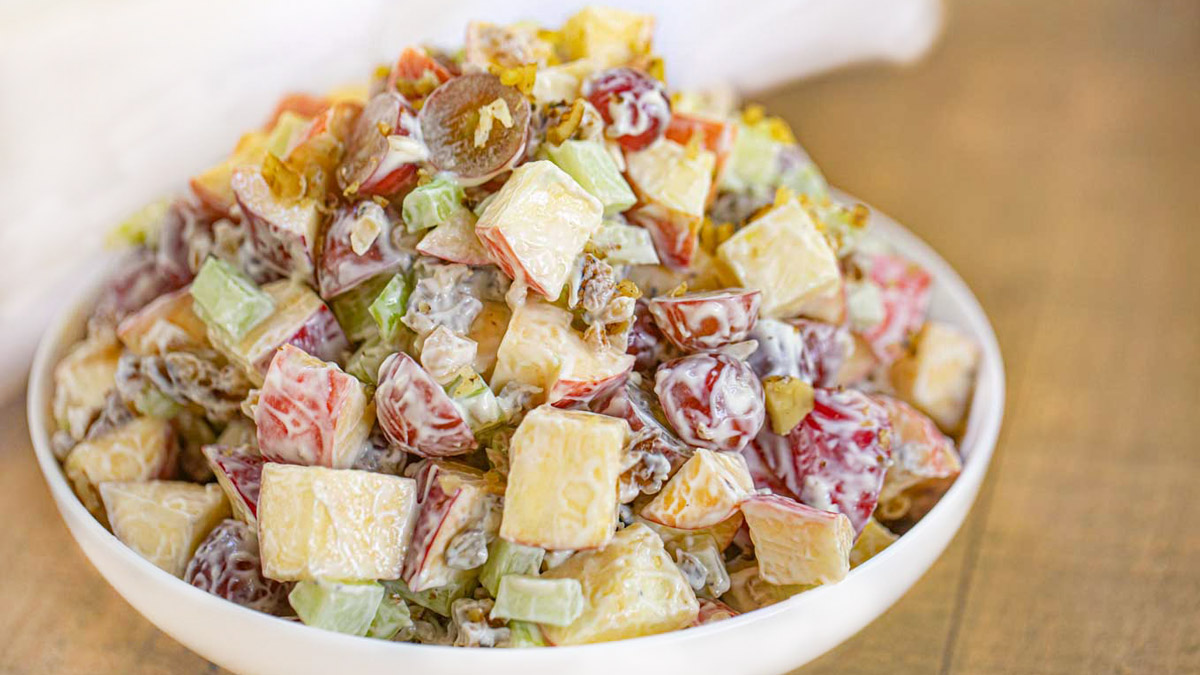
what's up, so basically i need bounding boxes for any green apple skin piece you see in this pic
[384,574,478,618]
[506,620,547,648]
[480,539,546,597]
[330,273,391,342]
[190,257,275,340]
[491,575,585,627]
[369,273,412,343]
[544,140,636,216]
[367,591,413,640]
[402,175,465,233]
[289,580,385,637]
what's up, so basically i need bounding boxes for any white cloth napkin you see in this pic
[0,0,941,401]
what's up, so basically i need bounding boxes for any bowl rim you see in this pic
[26,191,1005,660]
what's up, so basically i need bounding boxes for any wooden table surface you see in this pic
[3,0,1198,673]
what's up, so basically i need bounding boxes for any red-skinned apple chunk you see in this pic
[749,387,892,534]
[374,352,478,457]
[254,344,374,469]
[624,138,714,269]
[664,112,736,205]
[203,445,265,525]
[648,288,761,352]
[232,166,321,282]
[875,395,961,520]
[640,448,754,530]
[740,494,853,586]
[860,253,932,364]
[317,201,407,298]
[655,352,765,453]
[889,321,980,434]
[402,461,500,592]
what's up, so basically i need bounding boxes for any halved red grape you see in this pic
[185,519,290,614]
[627,299,677,372]
[375,352,478,457]
[418,73,531,185]
[317,201,407,298]
[583,67,670,152]
[655,352,765,453]
[338,92,420,198]
[592,377,690,469]
[749,387,892,533]
[648,289,762,352]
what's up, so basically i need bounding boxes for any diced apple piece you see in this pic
[403,461,501,592]
[889,321,980,434]
[189,114,308,214]
[480,539,545,597]
[850,518,898,568]
[491,576,584,627]
[540,523,698,645]
[636,511,745,552]
[664,113,737,205]
[232,166,322,282]
[202,445,263,524]
[475,160,603,299]
[464,21,556,70]
[116,288,209,356]
[721,565,811,614]
[417,208,493,266]
[64,417,177,520]
[52,332,121,440]
[876,395,962,508]
[387,46,454,100]
[257,463,418,581]
[317,202,406,298]
[289,580,384,637]
[466,300,510,381]
[861,253,933,364]
[560,7,653,68]
[625,138,715,269]
[762,375,814,436]
[254,345,373,469]
[374,352,477,457]
[190,257,275,340]
[641,449,754,530]
[741,494,853,586]
[545,140,637,215]
[206,280,349,386]
[501,406,627,551]
[717,199,842,320]
[490,299,634,406]
[647,288,761,352]
[100,481,229,577]
[588,220,660,266]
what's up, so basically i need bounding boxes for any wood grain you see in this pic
[2,0,1198,673]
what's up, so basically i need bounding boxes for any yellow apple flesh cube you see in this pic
[117,288,210,356]
[741,494,854,586]
[850,518,898,568]
[625,138,715,220]
[467,301,510,381]
[100,481,230,577]
[890,321,981,433]
[257,464,418,582]
[475,160,603,300]
[52,333,121,440]
[405,462,501,592]
[640,449,754,530]
[560,7,654,67]
[64,417,177,521]
[717,199,842,320]
[489,299,634,406]
[500,406,627,550]
[540,523,698,645]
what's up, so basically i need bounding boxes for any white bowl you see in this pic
[27,193,1004,675]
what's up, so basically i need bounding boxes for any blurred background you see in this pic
[2,0,1198,673]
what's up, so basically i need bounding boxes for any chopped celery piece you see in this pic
[367,591,413,640]
[190,257,275,340]
[446,370,504,433]
[480,539,545,596]
[346,336,395,386]
[331,274,390,342]
[544,140,636,215]
[402,175,465,233]
[721,122,782,193]
[506,620,547,647]
[385,574,478,618]
[133,385,183,419]
[490,576,584,627]
[369,273,411,343]
[779,160,829,202]
[289,580,384,637]
[106,198,170,248]
[588,220,660,265]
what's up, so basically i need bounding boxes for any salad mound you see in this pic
[50,6,981,647]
